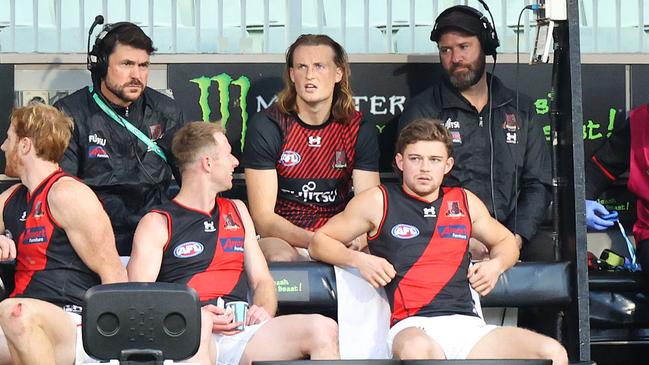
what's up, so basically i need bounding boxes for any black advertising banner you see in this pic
[0,64,13,174]
[168,62,625,171]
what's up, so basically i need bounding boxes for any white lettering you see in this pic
[389,95,406,114]
[257,95,278,112]
[370,96,387,115]
[352,96,368,111]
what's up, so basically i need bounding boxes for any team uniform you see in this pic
[369,183,495,359]
[152,197,263,365]
[242,104,379,231]
[2,169,97,364]
[398,75,551,243]
[55,86,185,255]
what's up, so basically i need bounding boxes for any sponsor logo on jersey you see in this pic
[390,224,420,239]
[281,181,338,204]
[450,131,462,144]
[23,226,48,244]
[308,135,322,147]
[279,151,301,167]
[33,201,44,218]
[173,241,204,258]
[19,211,27,221]
[204,221,216,232]
[88,145,109,159]
[220,237,245,253]
[437,225,468,240]
[444,118,460,129]
[88,133,106,146]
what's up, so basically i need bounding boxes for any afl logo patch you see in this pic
[174,241,204,258]
[390,224,420,239]
[279,151,301,166]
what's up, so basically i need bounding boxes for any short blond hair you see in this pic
[10,104,73,162]
[172,122,225,170]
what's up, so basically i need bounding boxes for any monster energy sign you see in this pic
[191,73,251,150]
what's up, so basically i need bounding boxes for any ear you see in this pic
[19,137,32,156]
[200,155,212,172]
[395,153,404,172]
[444,156,454,175]
[335,67,343,83]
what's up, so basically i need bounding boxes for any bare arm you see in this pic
[465,189,519,296]
[127,212,169,282]
[0,184,21,261]
[48,178,126,284]
[352,169,380,195]
[309,187,396,288]
[245,168,313,248]
[234,199,277,319]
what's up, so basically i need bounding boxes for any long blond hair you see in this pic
[277,34,356,124]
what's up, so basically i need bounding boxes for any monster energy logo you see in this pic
[190,73,251,150]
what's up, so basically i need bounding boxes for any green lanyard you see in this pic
[88,86,167,163]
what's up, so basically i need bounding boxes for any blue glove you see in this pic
[586,200,618,230]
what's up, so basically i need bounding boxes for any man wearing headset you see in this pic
[54,21,185,255]
[398,5,551,260]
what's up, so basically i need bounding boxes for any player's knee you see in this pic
[305,315,338,351]
[538,337,568,365]
[0,299,34,338]
[393,332,440,359]
[265,249,299,262]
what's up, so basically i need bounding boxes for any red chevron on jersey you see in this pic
[157,197,249,304]
[369,184,475,326]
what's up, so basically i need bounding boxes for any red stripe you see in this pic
[186,199,244,302]
[591,156,616,181]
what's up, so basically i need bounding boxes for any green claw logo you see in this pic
[190,73,251,151]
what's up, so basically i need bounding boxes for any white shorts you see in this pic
[212,322,266,365]
[67,312,92,365]
[387,314,497,359]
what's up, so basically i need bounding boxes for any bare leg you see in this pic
[0,298,77,365]
[258,238,308,262]
[391,327,445,360]
[186,309,216,365]
[239,314,338,365]
[468,327,568,365]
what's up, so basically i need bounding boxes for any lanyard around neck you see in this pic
[88,86,167,163]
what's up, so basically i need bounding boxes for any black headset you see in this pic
[430,5,500,57]
[87,21,135,79]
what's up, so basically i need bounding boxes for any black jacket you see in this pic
[398,75,551,241]
[55,86,185,255]
[585,107,630,199]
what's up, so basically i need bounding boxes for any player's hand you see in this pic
[246,304,271,325]
[467,259,503,296]
[353,252,396,288]
[0,235,16,262]
[203,304,242,336]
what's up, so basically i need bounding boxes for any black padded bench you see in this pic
[268,261,572,317]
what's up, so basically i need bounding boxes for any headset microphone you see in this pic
[87,15,105,71]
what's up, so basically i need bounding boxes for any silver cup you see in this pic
[226,301,248,330]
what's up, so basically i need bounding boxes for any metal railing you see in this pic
[0,0,646,54]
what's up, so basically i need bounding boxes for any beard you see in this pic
[445,54,486,91]
[104,78,144,105]
[4,146,22,178]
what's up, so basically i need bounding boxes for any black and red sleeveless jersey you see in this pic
[2,169,99,308]
[154,197,249,305]
[263,106,363,230]
[369,183,476,326]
